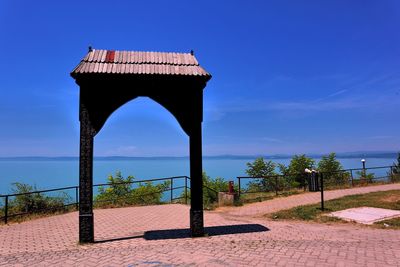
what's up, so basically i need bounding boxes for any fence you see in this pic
[2,165,398,223]
[237,165,399,199]
[0,176,190,224]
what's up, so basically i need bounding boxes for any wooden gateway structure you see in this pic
[71,48,212,243]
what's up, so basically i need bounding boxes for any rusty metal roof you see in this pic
[71,49,211,77]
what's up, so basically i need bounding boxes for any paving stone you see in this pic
[0,184,400,266]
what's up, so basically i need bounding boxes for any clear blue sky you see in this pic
[0,1,399,157]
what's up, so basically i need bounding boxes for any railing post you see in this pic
[350,170,354,187]
[185,176,188,204]
[4,196,8,224]
[390,166,393,183]
[320,172,324,211]
[170,178,173,203]
[75,186,79,210]
[238,178,241,197]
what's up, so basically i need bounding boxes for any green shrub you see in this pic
[203,172,228,208]
[6,182,70,218]
[317,153,349,186]
[276,155,315,190]
[181,172,231,209]
[245,158,277,191]
[94,171,170,207]
[244,156,316,193]
[390,173,400,183]
[355,171,375,183]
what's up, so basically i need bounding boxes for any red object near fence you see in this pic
[228,181,234,194]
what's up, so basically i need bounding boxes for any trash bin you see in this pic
[308,171,320,192]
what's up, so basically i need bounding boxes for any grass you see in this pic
[269,190,400,229]
[240,189,302,204]
[240,180,389,204]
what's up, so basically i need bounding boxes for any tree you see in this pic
[245,157,277,191]
[95,171,170,207]
[277,163,296,189]
[97,171,134,198]
[317,153,342,173]
[317,153,348,185]
[286,154,315,188]
[287,154,315,173]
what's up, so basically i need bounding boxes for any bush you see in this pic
[355,171,375,184]
[286,155,315,188]
[245,157,277,192]
[244,156,316,193]
[277,163,300,189]
[181,172,231,209]
[317,153,349,186]
[390,173,400,183]
[203,172,228,208]
[5,182,71,219]
[94,171,170,207]
[277,155,315,190]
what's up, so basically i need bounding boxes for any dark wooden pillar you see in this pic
[189,122,204,237]
[79,103,95,243]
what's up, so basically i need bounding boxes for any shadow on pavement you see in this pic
[144,224,269,240]
[94,232,144,243]
[94,224,269,243]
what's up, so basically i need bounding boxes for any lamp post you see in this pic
[361,159,366,180]
[305,168,324,211]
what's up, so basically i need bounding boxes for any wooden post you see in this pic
[189,122,204,237]
[79,104,95,243]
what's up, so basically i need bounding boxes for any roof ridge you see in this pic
[82,60,198,65]
[91,48,194,55]
[72,48,210,77]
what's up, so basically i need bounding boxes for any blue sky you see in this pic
[0,0,399,157]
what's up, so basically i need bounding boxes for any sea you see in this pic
[0,156,396,195]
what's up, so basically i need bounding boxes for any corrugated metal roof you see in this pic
[71,49,210,77]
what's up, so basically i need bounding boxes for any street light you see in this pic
[361,159,366,179]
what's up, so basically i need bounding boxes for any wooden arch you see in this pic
[71,48,211,243]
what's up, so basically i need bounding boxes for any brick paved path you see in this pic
[1,184,400,266]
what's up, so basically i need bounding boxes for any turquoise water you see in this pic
[0,157,395,195]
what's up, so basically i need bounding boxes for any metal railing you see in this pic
[0,175,191,224]
[237,165,398,198]
[3,165,396,223]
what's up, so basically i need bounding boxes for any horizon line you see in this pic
[0,151,398,160]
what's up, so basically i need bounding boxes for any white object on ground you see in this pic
[329,207,400,225]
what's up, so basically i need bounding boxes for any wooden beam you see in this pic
[79,103,95,243]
